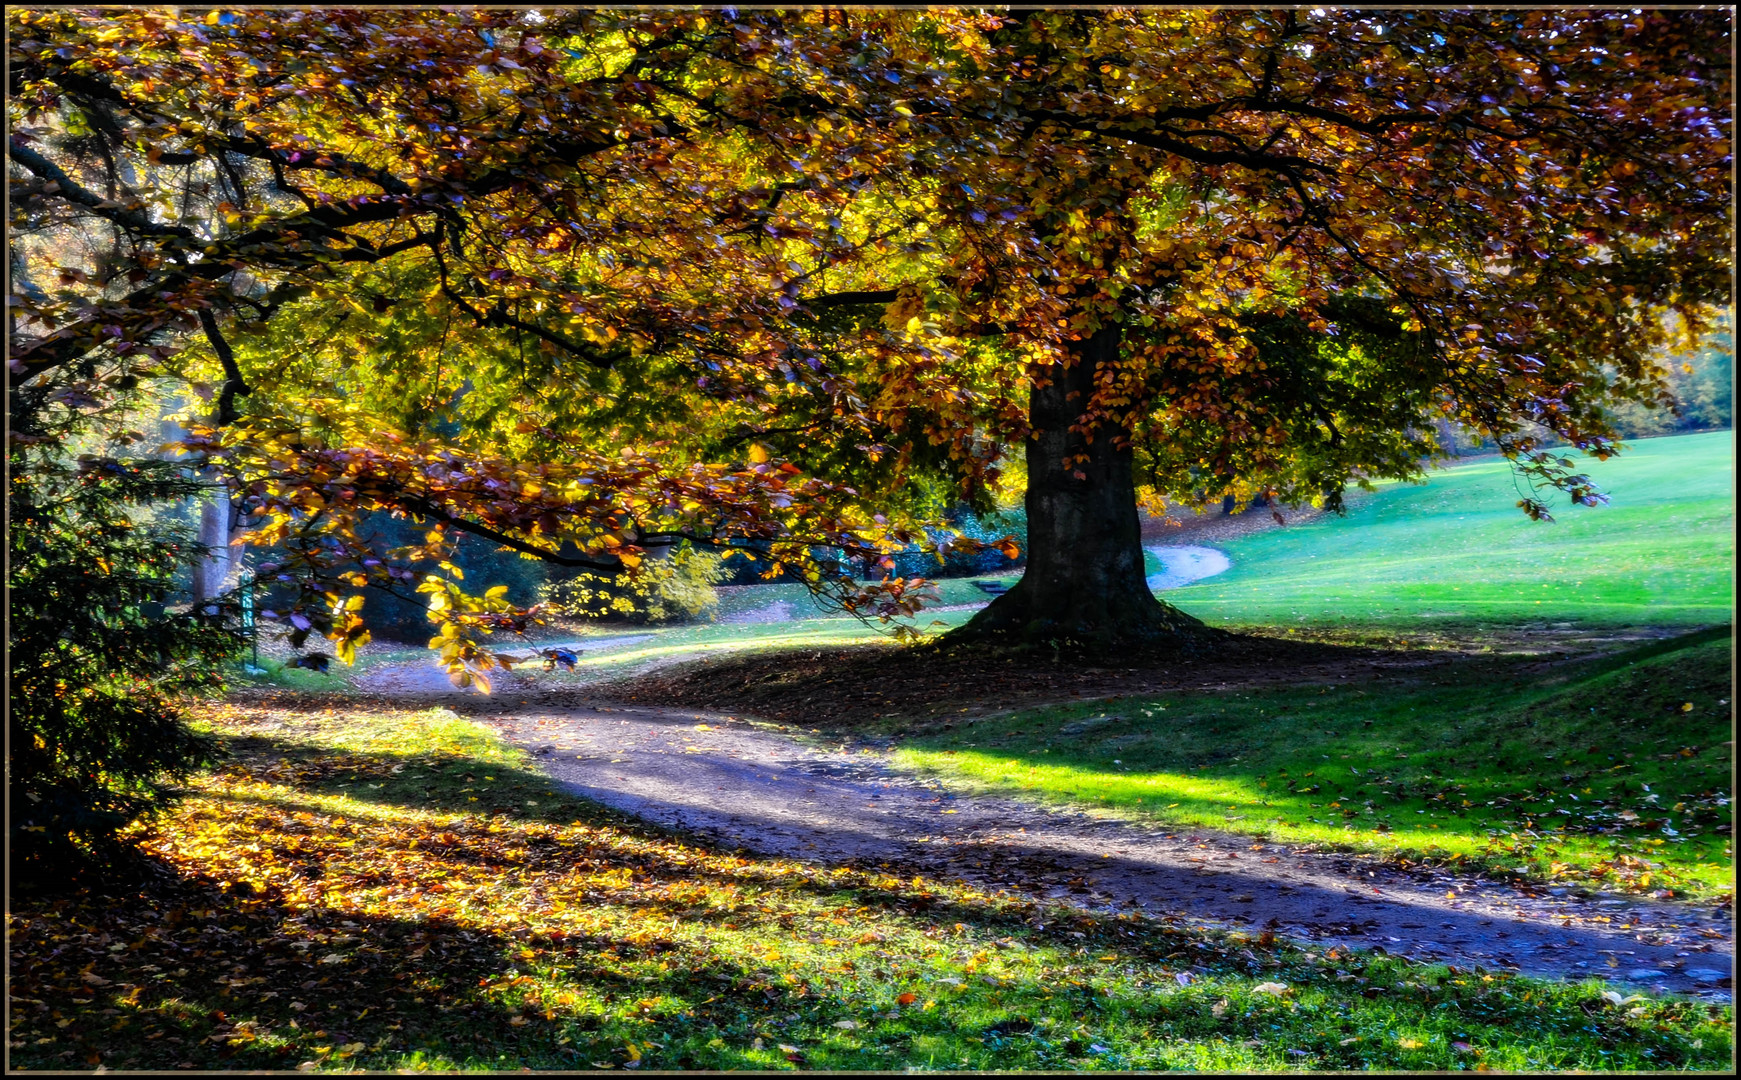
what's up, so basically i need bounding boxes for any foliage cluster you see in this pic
[540,546,727,625]
[1436,327,1734,454]
[7,448,245,881]
[6,701,1728,1071]
[252,511,557,645]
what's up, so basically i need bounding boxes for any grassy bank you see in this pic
[898,629,1734,899]
[236,429,1730,697]
[8,701,1728,1072]
[230,567,1011,694]
[1171,430,1734,629]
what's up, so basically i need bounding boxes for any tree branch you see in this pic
[395,496,626,571]
[799,288,901,309]
[196,309,250,427]
[8,141,195,241]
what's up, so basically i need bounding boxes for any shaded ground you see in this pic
[473,701,1730,996]
[325,625,1733,1000]
[576,625,1685,731]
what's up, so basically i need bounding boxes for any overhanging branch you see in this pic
[395,496,625,571]
[196,309,251,427]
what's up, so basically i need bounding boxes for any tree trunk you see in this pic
[953,321,1214,647]
[189,482,237,613]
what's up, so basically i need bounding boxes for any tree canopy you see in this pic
[9,7,1732,667]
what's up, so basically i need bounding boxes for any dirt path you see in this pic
[452,698,1732,999]
[348,636,654,697]
[338,621,1732,999]
[1145,544,1232,590]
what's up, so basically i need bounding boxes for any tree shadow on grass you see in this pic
[194,727,1729,993]
[6,809,1075,1073]
[7,767,1217,1072]
[14,709,1726,1072]
[900,626,1736,872]
[9,866,582,1071]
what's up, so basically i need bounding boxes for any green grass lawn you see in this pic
[238,429,1731,695]
[8,701,1729,1072]
[898,628,1734,899]
[234,594,992,694]
[1171,430,1734,629]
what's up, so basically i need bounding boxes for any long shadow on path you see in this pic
[487,702,1733,997]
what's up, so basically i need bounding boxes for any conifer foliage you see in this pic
[8,445,246,882]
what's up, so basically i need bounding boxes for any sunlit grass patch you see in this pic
[8,700,1729,1071]
[233,603,987,698]
[1175,430,1734,628]
[518,610,984,690]
[899,630,1734,899]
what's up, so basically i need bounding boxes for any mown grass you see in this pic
[1173,430,1734,629]
[7,702,1729,1073]
[231,576,1002,695]
[898,629,1735,900]
[236,429,1731,696]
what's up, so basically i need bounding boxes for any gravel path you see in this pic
[1145,545,1233,590]
[465,699,1733,998]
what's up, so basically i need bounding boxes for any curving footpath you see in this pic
[347,569,1732,1001]
[1145,544,1234,591]
[466,699,1732,999]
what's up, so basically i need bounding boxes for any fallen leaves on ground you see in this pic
[6,700,1731,1072]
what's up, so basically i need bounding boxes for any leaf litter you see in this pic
[7,698,1730,1072]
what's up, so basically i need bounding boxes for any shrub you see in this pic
[539,545,726,624]
[8,453,247,885]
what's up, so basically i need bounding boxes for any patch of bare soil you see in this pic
[577,630,1559,730]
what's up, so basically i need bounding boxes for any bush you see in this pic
[539,545,726,624]
[249,509,554,643]
[942,505,1026,576]
[8,453,247,885]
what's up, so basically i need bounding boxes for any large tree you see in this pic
[898,8,1732,642]
[9,7,998,679]
[9,7,1731,673]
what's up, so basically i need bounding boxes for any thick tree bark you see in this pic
[953,321,1214,647]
